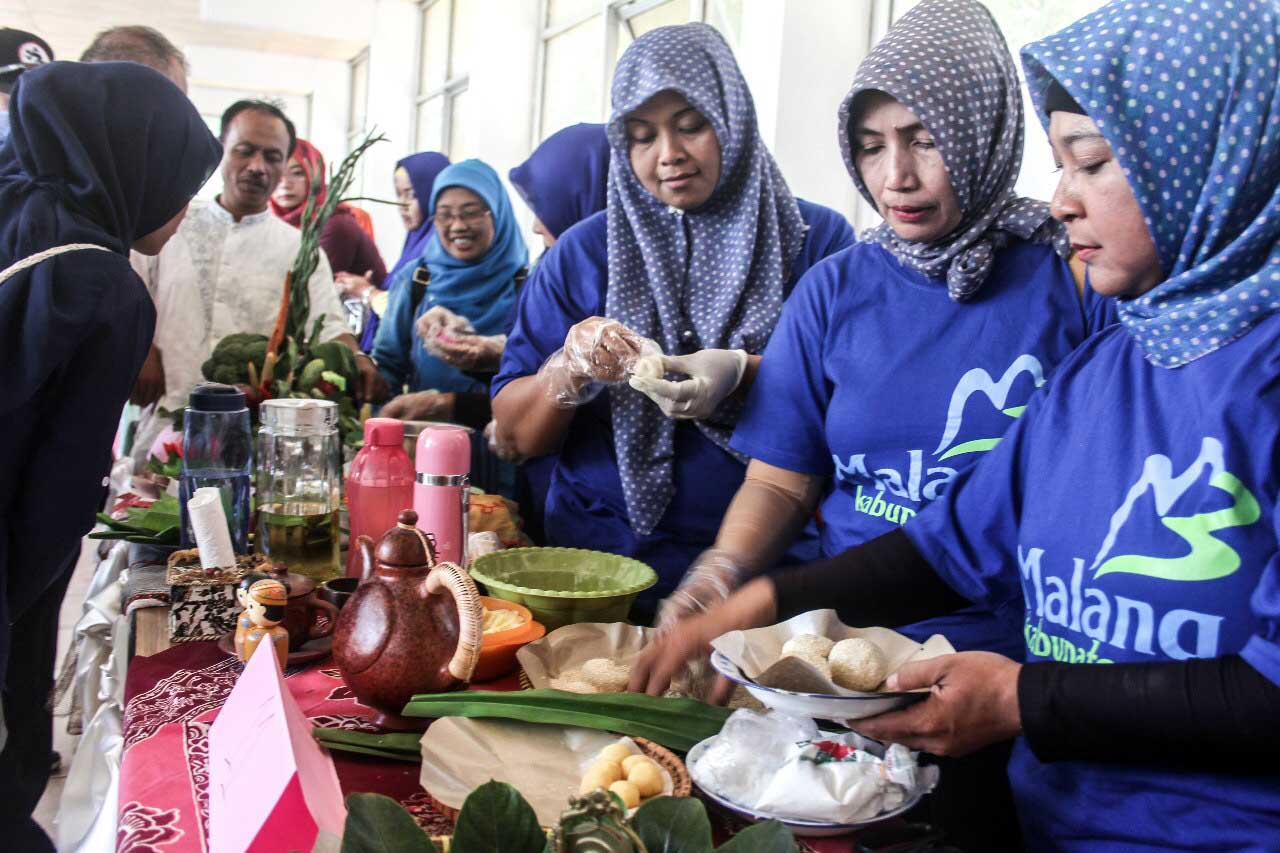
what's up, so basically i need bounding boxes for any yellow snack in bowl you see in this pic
[627,760,664,798]
[599,743,633,764]
[481,607,526,634]
[579,761,622,796]
[609,779,641,809]
[620,754,650,774]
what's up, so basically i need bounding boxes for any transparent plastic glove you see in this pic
[628,349,749,420]
[429,331,506,372]
[539,317,658,408]
[484,419,525,463]
[416,304,475,343]
[656,549,748,631]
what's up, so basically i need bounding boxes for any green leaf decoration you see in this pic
[451,781,547,853]
[714,820,797,853]
[632,796,714,853]
[340,793,439,853]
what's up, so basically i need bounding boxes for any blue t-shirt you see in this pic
[493,200,855,609]
[733,240,1116,657]
[906,319,1280,850]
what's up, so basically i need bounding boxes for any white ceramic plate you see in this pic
[686,736,926,838]
[710,650,926,721]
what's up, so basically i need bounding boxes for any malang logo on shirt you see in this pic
[834,355,1046,524]
[1022,437,1259,665]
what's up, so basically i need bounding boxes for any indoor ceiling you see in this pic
[2,0,366,65]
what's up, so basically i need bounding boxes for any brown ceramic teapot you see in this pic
[332,509,483,729]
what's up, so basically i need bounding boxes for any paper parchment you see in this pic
[710,610,955,696]
[420,717,672,826]
[517,622,713,699]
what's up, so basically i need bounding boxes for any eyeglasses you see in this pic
[433,206,490,227]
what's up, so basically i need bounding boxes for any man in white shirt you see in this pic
[132,100,385,451]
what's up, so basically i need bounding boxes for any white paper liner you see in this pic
[420,717,672,826]
[188,487,236,571]
[516,622,714,699]
[710,610,955,696]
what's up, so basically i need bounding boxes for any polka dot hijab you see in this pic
[604,23,806,536]
[838,0,1069,301]
[1024,0,1280,368]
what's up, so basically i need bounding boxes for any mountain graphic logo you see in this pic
[934,355,1046,461]
[1089,437,1260,582]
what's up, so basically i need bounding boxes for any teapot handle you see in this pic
[424,562,483,682]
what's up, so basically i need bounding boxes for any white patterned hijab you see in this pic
[838,0,1069,301]
[605,23,806,537]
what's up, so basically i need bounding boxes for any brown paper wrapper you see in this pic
[710,609,955,696]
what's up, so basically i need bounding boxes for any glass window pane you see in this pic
[448,87,471,159]
[548,0,600,29]
[615,0,691,65]
[704,0,744,48]
[419,0,452,94]
[450,0,475,77]
[349,55,369,134]
[540,14,604,140]
[416,95,446,153]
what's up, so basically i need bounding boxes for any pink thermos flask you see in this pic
[345,418,415,577]
[413,425,471,565]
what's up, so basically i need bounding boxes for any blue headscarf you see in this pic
[605,23,806,536]
[420,158,527,337]
[509,123,609,239]
[840,0,1068,301]
[1024,0,1280,368]
[391,151,451,279]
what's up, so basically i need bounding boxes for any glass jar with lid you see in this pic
[256,398,342,580]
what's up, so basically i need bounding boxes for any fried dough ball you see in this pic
[627,760,664,798]
[829,637,889,691]
[609,779,641,809]
[599,743,633,764]
[781,633,835,660]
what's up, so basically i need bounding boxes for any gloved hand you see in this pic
[656,549,748,631]
[628,348,749,420]
[484,419,525,463]
[539,317,658,408]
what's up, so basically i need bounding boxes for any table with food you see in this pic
[106,381,947,853]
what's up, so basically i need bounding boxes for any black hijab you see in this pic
[0,60,222,258]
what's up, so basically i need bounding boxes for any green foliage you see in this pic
[341,793,441,853]
[450,781,548,853]
[332,781,798,853]
[200,332,271,386]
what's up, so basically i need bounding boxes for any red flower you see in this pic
[111,493,154,515]
[163,441,183,460]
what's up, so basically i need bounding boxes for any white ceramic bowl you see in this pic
[710,649,926,721]
[686,736,925,838]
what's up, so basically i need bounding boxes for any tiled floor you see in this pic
[32,539,100,844]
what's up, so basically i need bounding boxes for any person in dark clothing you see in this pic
[0,60,221,850]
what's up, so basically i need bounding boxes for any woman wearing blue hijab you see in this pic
[350,151,450,351]
[492,24,854,618]
[0,61,221,850]
[636,0,1280,847]
[509,123,610,248]
[374,158,528,429]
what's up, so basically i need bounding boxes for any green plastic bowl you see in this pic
[469,547,657,630]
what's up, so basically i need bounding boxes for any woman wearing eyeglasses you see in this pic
[372,158,529,429]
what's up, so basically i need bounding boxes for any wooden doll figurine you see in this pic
[234,572,269,658]
[238,578,290,669]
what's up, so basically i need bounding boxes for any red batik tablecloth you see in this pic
[117,642,866,853]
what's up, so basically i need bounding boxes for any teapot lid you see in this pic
[265,563,316,597]
[375,510,438,567]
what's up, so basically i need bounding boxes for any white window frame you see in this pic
[533,0,737,145]
[347,47,371,150]
[414,0,470,154]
